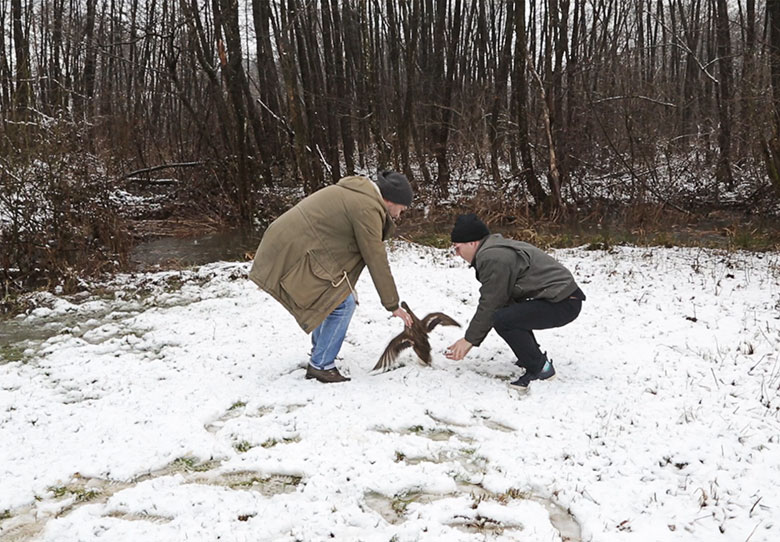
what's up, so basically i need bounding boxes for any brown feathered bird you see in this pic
[373,301,460,372]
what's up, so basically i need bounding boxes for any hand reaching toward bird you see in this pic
[444,338,473,361]
[392,306,413,327]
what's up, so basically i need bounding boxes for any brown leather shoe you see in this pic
[305,365,351,383]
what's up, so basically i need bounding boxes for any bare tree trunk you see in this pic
[294,0,326,190]
[676,0,702,146]
[432,0,464,197]
[409,0,432,187]
[396,0,413,180]
[713,0,733,189]
[0,2,10,112]
[764,0,780,196]
[769,0,780,131]
[366,0,390,168]
[214,0,259,223]
[77,0,98,121]
[565,0,585,173]
[529,58,564,213]
[488,1,514,185]
[513,0,545,205]
[384,0,400,167]
[43,0,64,114]
[273,0,318,193]
[319,0,342,183]
[550,0,570,189]
[10,0,32,115]
[251,0,284,184]
[737,0,756,157]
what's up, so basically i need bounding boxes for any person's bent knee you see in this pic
[493,305,515,333]
[561,298,582,324]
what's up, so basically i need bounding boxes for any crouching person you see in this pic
[444,214,585,391]
[249,171,414,383]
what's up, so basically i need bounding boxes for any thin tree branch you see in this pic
[592,95,677,108]
[124,162,204,178]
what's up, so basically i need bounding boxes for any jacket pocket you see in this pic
[280,250,336,309]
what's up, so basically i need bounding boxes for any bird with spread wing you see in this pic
[373,301,461,372]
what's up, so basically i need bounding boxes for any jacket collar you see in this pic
[470,235,493,269]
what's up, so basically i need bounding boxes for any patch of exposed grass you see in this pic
[261,438,279,448]
[234,440,254,453]
[391,492,419,515]
[47,485,101,502]
[401,209,780,252]
[650,231,676,248]
[498,487,532,503]
[227,474,302,491]
[260,436,300,448]
[0,509,12,520]
[171,456,215,473]
[0,344,27,363]
[49,486,68,498]
[229,477,263,489]
[410,232,451,249]
[228,401,246,411]
[74,488,101,502]
[724,225,774,251]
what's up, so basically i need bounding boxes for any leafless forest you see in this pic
[2,0,780,296]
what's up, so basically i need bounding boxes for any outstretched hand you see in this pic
[392,306,413,327]
[445,338,473,361]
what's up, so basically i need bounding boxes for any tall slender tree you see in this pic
[713,0,733,189]
[10,0,32,115]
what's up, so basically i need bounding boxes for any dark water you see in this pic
[130,228,263,269]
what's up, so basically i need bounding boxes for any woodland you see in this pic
[2,0,780,302]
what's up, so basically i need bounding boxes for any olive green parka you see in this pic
[249,176,401,332]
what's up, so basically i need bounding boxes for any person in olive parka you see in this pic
[249,171,414,383]
[445,214,585,390]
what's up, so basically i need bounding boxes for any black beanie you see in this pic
[376,170,413,206]
[451,214,490,243]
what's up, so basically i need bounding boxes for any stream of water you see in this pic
[129,228,262,269]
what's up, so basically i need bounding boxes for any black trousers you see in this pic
[493,292,583,374]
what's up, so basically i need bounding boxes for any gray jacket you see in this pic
[465,234,582,346]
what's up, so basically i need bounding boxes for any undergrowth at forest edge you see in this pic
[2,179,779,318]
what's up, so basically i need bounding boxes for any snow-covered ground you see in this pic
[1,242,779,542]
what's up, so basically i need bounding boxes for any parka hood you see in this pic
[336,175,383,202]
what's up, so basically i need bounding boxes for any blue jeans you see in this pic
[310,294,356,370]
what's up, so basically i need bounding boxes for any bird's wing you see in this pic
[422,312,461,332]
[373,332,413,372]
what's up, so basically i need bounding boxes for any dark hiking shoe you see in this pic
[509,358,556,391]
[305,365,351,383]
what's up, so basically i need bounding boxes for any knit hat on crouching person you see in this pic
[450,213,490,243]
[376,170,413,206]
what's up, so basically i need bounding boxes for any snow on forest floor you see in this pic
[1,242,779,542]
